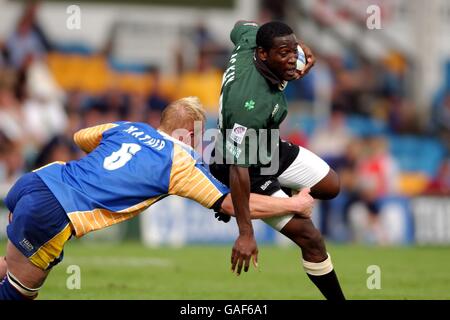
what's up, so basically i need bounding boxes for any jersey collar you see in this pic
[157,129,192,150]
[157,129,203,162]
[253,51,288,91]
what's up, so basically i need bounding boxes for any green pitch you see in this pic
[2,241,450,299]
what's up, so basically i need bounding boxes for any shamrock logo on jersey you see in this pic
[244,99,255,110]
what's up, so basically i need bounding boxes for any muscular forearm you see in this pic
[221,189,314,219]
[250,193,297,218]
[229,165,253,235]
[221,193,295,218]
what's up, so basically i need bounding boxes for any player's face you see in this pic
[261,34,299,81]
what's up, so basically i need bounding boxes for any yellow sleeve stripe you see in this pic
[67,195,163,237]
[74,123,118,153]
[192,169,224,208]
[185,174,215,201]
[181,170,203,197]
[169,145,224,208]
[203,187,223,208]
[168,144,196,195]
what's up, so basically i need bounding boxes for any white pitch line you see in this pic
[62,256,173,267]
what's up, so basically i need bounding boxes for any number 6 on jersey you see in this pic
[103,143,142,171]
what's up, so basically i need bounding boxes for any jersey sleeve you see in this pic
[73,123,119,153]
[168,144,229,209]
[230,21,259,47]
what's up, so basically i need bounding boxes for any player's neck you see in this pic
[253,51,287,91]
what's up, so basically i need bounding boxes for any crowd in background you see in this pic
[0,1,449,244]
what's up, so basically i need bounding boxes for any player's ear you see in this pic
[257,47,268,62]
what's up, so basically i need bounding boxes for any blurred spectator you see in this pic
[424,158,450,196]
[65,89,89,114]
[356,136,400,202]
[81,103,118,128]
[0,131,25,197]
[146,68,170,113]
[193,23,229,71]
[330,55,362,115]
[175,50,222,112]
[5,1,49,69]
[312,55,334,117]
[282,130,309,149]
[126,92,148,123]
[309,110,353,169]
[0,40,6,67]
[379,52,408,99]
[22,56,67,150]
[0,72,25,144]
[142,69,169,128]
[430,90,450,152]
[259,0,287,22]
[97,88,129,119]
[64,109,83,158]
[346,136,400,244]
[33,135,78,170]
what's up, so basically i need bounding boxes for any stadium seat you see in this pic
[345,115,388,136]
[53,43,95,55]
[388,135,446,177]
[397,172,430,196]
[175,69,223,112]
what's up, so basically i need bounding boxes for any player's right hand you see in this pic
[291,188,315,218]
[231,234,258,276]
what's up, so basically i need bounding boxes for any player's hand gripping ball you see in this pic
[296,45,306,72]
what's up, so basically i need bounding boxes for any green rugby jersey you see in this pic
[216,21,288,168]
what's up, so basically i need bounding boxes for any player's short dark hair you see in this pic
[256,21,294,50]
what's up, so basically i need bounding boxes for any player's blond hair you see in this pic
[159,96,206,133]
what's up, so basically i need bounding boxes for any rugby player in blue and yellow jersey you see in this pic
[0,97,314,300]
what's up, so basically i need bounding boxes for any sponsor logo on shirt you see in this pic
[271,104,279,118]
[260,180,273,191]
[230,123,247,144]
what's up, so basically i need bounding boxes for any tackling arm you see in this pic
[220,188,314,219]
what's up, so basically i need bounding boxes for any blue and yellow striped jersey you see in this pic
[35,121,229,237]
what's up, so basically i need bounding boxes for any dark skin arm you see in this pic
[229,165,258,275]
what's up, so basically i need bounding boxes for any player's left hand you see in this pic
[231,233,258,275]
[295,42,316,80]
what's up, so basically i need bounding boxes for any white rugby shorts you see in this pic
[263,146,330,231]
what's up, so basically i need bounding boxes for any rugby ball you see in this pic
[296,45,307,72]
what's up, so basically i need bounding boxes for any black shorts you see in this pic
[209,140,299,196]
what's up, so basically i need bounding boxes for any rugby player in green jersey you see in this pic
[211,21,345,300]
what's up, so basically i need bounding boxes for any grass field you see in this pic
[1,240,445,300]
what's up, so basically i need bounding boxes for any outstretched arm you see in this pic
[220,188,314,219]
